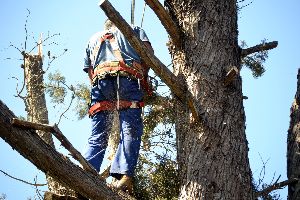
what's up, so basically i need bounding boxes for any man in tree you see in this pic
[82,19,153,194]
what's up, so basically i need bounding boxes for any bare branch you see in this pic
[144,0,181,48]
[0,169,47,187]
[241,41,278,57]
[11,118,98,175]
[57,93,75,125]
[255,178,299,198]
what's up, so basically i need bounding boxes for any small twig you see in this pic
[57,93,75,125]
[24,9,31,51]
[241,41,278,57]
[28,33,60,54]
[255,178,299,198]
[0,169,47,187]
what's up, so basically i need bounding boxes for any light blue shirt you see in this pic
[83,26,150,73]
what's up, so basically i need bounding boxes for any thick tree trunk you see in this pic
[0,100,133,200]
[167,0,254,199]
[287,69,300,200]
[23,54,75,197]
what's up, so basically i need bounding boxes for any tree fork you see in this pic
[0,100,134,200]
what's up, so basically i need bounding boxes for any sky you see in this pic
[0,0,299,199]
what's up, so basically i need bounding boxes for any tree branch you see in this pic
[241,41,278,57]
[255,178,299,198]
[0,100,133,200]
[0,169,47,187]
[11,118,97,176]
[144,0,181,48]
[98,0,201,121]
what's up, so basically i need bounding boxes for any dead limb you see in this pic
[255,178,298,198]
[0,169,47,187]
[0,100,133,200]
[241,41,278,58]
[11,118,97,175]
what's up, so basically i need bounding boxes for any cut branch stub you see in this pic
[224,66,239,86]
[99,0,201,120]
[144,0,181,48]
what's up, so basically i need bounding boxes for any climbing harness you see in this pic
[89,100,145,117]
[91,32,145,83]
[88,30,154,116]
[91,32,154,96]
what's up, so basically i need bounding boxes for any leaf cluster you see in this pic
[241,39,269,78]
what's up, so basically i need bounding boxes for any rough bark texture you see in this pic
[24,54,75,197]
[0,100,134,200]
[287,68,300,200]
[166,0,254,199]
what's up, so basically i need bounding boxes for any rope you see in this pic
[141,2,147,27]
[131,0,135,25]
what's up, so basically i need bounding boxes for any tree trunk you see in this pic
[287,68,300,200]
[23,54,75,198]
[167,0,254,199]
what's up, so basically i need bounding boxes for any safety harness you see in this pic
[89,31,152,117]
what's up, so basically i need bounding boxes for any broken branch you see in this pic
[144,0,181,48]
[255,178,298,198]
[0,100,133,200]
[11,118,97,175]
[241,41,278,57]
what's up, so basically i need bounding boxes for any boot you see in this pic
[115,175,133,194]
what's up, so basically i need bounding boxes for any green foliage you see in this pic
[134,157,179,200]
[74,83,90,120]
[45,70,90,120]
[0,194,6,200]
[133,91,179,199]
[241,39,269,78]
[45,70,67,104]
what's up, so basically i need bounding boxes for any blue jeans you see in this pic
[84,76,144,179]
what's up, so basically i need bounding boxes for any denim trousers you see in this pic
[83,76,143,179]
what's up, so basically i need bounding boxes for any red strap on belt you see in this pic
[89,100,145,116]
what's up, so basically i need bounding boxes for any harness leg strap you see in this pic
[89,100,145,117]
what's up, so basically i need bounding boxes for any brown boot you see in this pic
[115,175,133,194]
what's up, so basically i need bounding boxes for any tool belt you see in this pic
[91,60,144,84]
[89,100,145,117]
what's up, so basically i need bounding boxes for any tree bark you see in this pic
[0,100,133,200]
[287,68,300,200]
[23,53,75,197]
[167,0,254,199]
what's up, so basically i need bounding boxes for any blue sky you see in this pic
[0,0,299,199]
